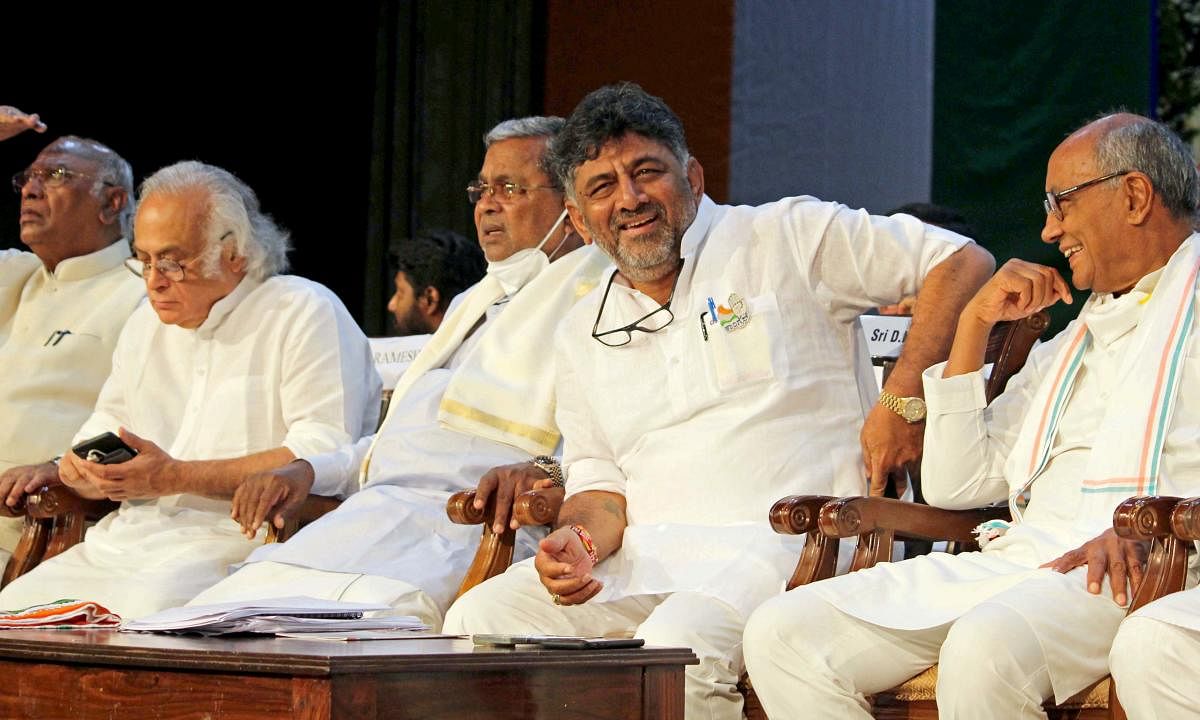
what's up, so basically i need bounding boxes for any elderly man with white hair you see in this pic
[0,161,379,619]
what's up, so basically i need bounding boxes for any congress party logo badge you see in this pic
[716,293,750,332]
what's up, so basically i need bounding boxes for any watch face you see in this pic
[902,397,927,422]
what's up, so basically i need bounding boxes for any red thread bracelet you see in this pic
[569,523,599,566]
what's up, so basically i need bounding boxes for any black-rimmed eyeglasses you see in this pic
[1043,170,1130,220]
[591,259,684,347]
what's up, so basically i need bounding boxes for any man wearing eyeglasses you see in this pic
[0,160,379,618]
[745,114,1200,719]
[443,83,994,719]
[0,135,144,566]
[184,117,609,631]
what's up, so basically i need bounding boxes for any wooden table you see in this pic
[0,629,697,719]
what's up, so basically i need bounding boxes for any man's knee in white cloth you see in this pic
[638,592,745,680]
[443,563,557,635]
[936,602,1052,712]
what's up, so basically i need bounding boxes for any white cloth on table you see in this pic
[789,237,1200,703]
[0,274,379,618]
[0,242,143,557]
[195,247,611,619]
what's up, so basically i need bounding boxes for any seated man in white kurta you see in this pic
[0,136,144,564]
[188,117,605,630]
[0,160,378,619]
[744,114,1200,719]
[442,83,994,720]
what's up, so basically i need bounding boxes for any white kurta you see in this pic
[1129,579,1200,630]
[0,241,144,555]
[555,195,967,619]
[238,299,534,613]
[0,274,379,618]
[199,247,612,616]
[807,261,1200,700]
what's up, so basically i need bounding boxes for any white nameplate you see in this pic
[858,315,911,361]
[369,335,430,390]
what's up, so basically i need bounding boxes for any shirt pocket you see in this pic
[703,291,789,392]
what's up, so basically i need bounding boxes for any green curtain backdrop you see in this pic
[932,1,1153,334]
[363,0,542,335]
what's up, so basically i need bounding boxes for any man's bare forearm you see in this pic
[179,447,297,499]
[555,490,627,563]
[886,243,994,395]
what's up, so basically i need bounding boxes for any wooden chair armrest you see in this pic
[447,490,485,525]
[769,495,839,590]
[1106,496,1190,614]
[513,488,563,527]
[769,495,835,535]
[1168,496,1200,541]
[818,496,1010,543]
[817,496,1010,573]
[264,495,342,544]
[26,485,118,521]
[448,488,564,528]
[1113,495,1183,541]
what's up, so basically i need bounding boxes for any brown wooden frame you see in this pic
[790,494,1190,720]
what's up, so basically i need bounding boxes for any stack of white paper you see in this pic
[121,596,426,636]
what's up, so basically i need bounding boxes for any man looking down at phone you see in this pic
[0,161,378,618]
[442,83,993,720]
[0,135,144,565]
[744,114,1200,719]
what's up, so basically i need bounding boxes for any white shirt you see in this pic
[244,291,540,612]
[555,195,967,617]
[803,264,1200,699]
[304,299,512,497]
[76,273,381,512]
[0,273,380,617]
[0,241,144,470]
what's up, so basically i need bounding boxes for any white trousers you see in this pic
[1110,615,1200,718]
[189,560,444,630]
[744,587,1068,720]
[442,563,746,720]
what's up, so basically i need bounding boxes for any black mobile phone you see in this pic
[72,432,138,465]
[537,637,645,650]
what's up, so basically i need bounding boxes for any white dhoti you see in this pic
[0,503,257,619]
[744,558,1126,718]
[1109,585,1200,717]
[191,485,541,630]
[444,562,747,720]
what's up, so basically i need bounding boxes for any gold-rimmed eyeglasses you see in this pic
[11,166,111,194]
[466,181,558,204]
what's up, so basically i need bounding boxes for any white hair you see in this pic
[138,161,290,280]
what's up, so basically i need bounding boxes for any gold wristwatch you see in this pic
[879,390,927,423]
[531,455,564,488]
